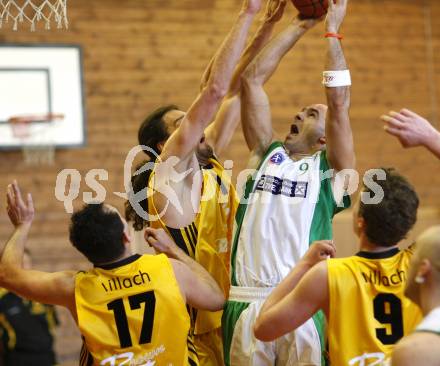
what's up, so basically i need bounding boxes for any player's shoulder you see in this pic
[327,256,364,282]
[403,243,416,256]
[310,260,329,280]
[327,255,357,269]
[392,332,440,365]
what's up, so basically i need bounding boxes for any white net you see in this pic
[0,0,68,31]
[9,117,60,166]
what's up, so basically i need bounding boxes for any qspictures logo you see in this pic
[54,144,387,220]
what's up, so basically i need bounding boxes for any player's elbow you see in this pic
[208,288,226,311]
[0,266,6,286]
[253,316,276,342]
[204,81,228,102]
[0,265,16,288]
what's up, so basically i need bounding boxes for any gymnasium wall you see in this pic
[0,0,439,364]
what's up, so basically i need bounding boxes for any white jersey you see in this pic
[416,307,440,335]
[231,142,349,287]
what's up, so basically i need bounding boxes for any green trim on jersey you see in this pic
[230,141,283,286]
[309,150,351,366]
[222,301,251,366]
[309,150,350,244]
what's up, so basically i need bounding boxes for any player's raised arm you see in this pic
[0,182,75,310]
[145,228,225,311]
[381,109,440,160]
[160,0,262,165]
[241,14,321,157]
[203,0,287,156]
[254,241,334,341]
[323,0,354,172]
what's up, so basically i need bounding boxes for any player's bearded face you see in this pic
[284,104,327,153]
[162,110,213,160]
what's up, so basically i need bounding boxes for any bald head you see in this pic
[405,225,440,308]
[416,226,440,272]
[284,103,328,155]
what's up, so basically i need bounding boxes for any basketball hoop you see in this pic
[0,0,68,31]
[8,113,64,166]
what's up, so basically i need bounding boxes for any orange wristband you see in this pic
[325,32,343,40]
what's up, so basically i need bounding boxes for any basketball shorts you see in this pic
[222,286,323,366]
[193,327,224,366]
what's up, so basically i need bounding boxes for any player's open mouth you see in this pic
[290,124,299,135]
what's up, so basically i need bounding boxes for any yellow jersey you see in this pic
[327,247,422,366]
[75,254,190,366]
[148,157,238,335]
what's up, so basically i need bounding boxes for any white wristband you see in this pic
[322,70,351,87]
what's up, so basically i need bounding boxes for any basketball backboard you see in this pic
[0,44,86,149]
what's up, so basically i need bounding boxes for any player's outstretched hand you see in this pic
[381,109,439,149]
[326,0,348,33]
[6,181,34,228]
[300,240,336,268]
[145,227,180,258]
[262,0,287,23]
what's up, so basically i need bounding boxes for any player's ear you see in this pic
[357,216,366,231]
[157,141,165,153]
[417,259,432,279]
[122,226,132,245]
[318,136,326,145]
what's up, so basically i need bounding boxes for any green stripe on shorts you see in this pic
[222,300,250,366]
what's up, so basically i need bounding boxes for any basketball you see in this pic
[291,0,329,19]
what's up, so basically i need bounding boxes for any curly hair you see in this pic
[359,168,419,247]
[138,104,178,160]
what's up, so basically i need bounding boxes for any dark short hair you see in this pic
[359,168,419,247]
[138,105,178,160]
[125,159,150,231]
[69,203,125,264]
